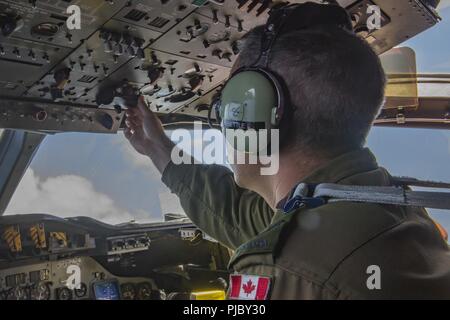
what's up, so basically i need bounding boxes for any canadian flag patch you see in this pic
[228,274,271,300]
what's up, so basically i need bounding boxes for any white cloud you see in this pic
[5,169,137,225]
[114,133,161,178]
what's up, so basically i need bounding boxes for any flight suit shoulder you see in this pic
[227,201,407,299]
[228,212,294,269]
[227,210,343,300]
[274,201,407,284]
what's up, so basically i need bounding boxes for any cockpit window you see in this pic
[401,3,450,97]
[4,127,449,232]
[4,131,184,225]
[368,126,450,235]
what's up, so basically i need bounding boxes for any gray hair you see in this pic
[234,25,386,156]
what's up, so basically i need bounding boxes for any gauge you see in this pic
[167,89,196,103]
[74,282,87,298]
[155,86,176,98]
[120,283,136,300]
[141,84,161,96]
[183,67,202,78]
[31,22,60,37]
[207,30,231,44]
[191,23,209,37]
[7,286,28,300]
[181,23,209,41]
[30,282,51,300]
[136,282,152,300]
[56,287,72,300]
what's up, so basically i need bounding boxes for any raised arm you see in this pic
[124,97,274,249]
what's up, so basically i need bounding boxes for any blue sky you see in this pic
[5,4,450,230]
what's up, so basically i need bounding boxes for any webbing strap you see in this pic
[313,184,450,210]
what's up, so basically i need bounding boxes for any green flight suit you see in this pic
[161,148,450,299]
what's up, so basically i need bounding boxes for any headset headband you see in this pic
[253,2,354,69]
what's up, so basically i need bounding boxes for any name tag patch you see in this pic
[228,274,271,300]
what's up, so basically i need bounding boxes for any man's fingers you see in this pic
[127,105,143,117]
[125,116,141,129]
[124,127,133,140]
[137,96,152,117]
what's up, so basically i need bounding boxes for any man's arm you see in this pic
[162,161,273,249]
[124,97,274,249]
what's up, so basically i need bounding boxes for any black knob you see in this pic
[212,49,222,59]
[231,41,239,55]
[104,40,113,53]
[136,48,145,60]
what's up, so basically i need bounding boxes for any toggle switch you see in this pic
[42,53,50,63]
[212,49,222,59]
[28,49,36,61]
[127,46,136,57]
[13,47,20,58]
[212,9,219,24]
[102,64,109,75]
[224,15,231,29]
[65,32,73,43]
[237,19,244,32]
[114,43,123,56]
[222,52,232,62]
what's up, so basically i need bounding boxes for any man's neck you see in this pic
[256,150,331,210]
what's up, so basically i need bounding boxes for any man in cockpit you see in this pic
[124,2,450,299]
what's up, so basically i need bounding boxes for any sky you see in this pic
[4,3,450,231]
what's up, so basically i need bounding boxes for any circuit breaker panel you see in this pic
[0,0,441,133]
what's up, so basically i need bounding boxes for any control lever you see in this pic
[96,82,139,110]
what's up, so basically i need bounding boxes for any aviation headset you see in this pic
[212,2,354,152]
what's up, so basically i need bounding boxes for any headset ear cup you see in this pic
[259,69,285,130]
[214,99,222,125]
[210,90,223,126]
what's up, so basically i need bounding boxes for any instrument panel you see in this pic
[0,0,442,133]
[0,256,160,300]
[0,214,231,300]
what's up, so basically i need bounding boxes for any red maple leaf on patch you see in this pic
[242,279,256,296]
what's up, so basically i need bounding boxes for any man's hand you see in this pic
[124,96,174,173]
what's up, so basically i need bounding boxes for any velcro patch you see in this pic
[228,274,271,300]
